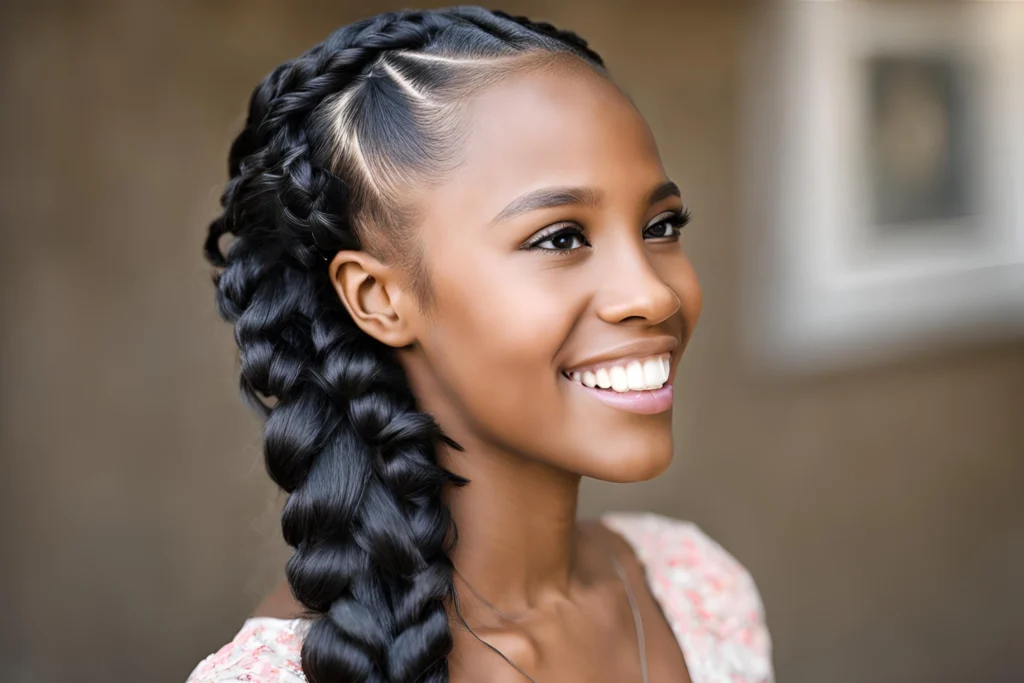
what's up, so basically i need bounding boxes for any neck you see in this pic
[441,442,582,615]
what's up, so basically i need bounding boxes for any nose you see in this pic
[595,243,680,326]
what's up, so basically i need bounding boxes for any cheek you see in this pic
[421,249,581,437]
[432,256,573,362]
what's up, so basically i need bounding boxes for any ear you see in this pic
[328,250,417,348]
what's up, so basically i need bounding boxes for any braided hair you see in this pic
[203,7,605,683]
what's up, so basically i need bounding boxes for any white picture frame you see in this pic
[738,1,1024,374]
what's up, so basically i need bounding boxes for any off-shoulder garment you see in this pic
[186,512,774,682]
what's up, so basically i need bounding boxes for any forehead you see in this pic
[425,63,666,220]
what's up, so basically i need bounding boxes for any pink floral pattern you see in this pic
[601,512,773,683]
[186,512,773,682]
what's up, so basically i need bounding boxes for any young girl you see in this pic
[187,6,773,682]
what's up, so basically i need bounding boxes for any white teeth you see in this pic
[566,353,672,393]
[643,359,662,389]
[610,366,629,392]
[626,361,645,390]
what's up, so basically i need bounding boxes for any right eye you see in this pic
[523,225,591,252]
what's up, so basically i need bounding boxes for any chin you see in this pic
[575,427,674,483]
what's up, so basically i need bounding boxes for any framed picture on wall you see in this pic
[738,1,1024,374]
[867,54,974,231]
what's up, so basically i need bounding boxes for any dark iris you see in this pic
[551,233,577,250]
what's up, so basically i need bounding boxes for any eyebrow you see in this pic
[489,180,681,226]
[489,187,602,225]
[646,180,681,206]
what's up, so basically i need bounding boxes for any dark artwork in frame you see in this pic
[865,54,976,236]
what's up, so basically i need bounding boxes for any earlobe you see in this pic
[328,251,416,348]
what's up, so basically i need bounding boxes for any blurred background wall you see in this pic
[1,2,1021,682]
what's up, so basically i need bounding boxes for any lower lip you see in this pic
[570,381,674,415]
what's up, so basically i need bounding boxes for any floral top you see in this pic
[186,512,774,683]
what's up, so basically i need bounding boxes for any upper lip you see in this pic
[562,336,679,374]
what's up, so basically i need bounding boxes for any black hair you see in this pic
[203,7,605,682]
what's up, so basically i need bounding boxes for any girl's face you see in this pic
[384,64,700,482]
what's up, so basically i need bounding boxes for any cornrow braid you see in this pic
[204,7,605,682]
[490,9,606,67]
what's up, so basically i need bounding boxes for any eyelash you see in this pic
[523,208,692,252]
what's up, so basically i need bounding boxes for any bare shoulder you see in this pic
[185,617,307,683]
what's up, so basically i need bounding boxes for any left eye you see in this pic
[644,222,678,239]
[643,210,690,241]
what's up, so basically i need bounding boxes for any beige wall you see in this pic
[2,2,1021,682]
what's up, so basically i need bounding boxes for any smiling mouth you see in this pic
[561,354,671,393]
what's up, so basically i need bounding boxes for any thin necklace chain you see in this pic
[451,525,649,683]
